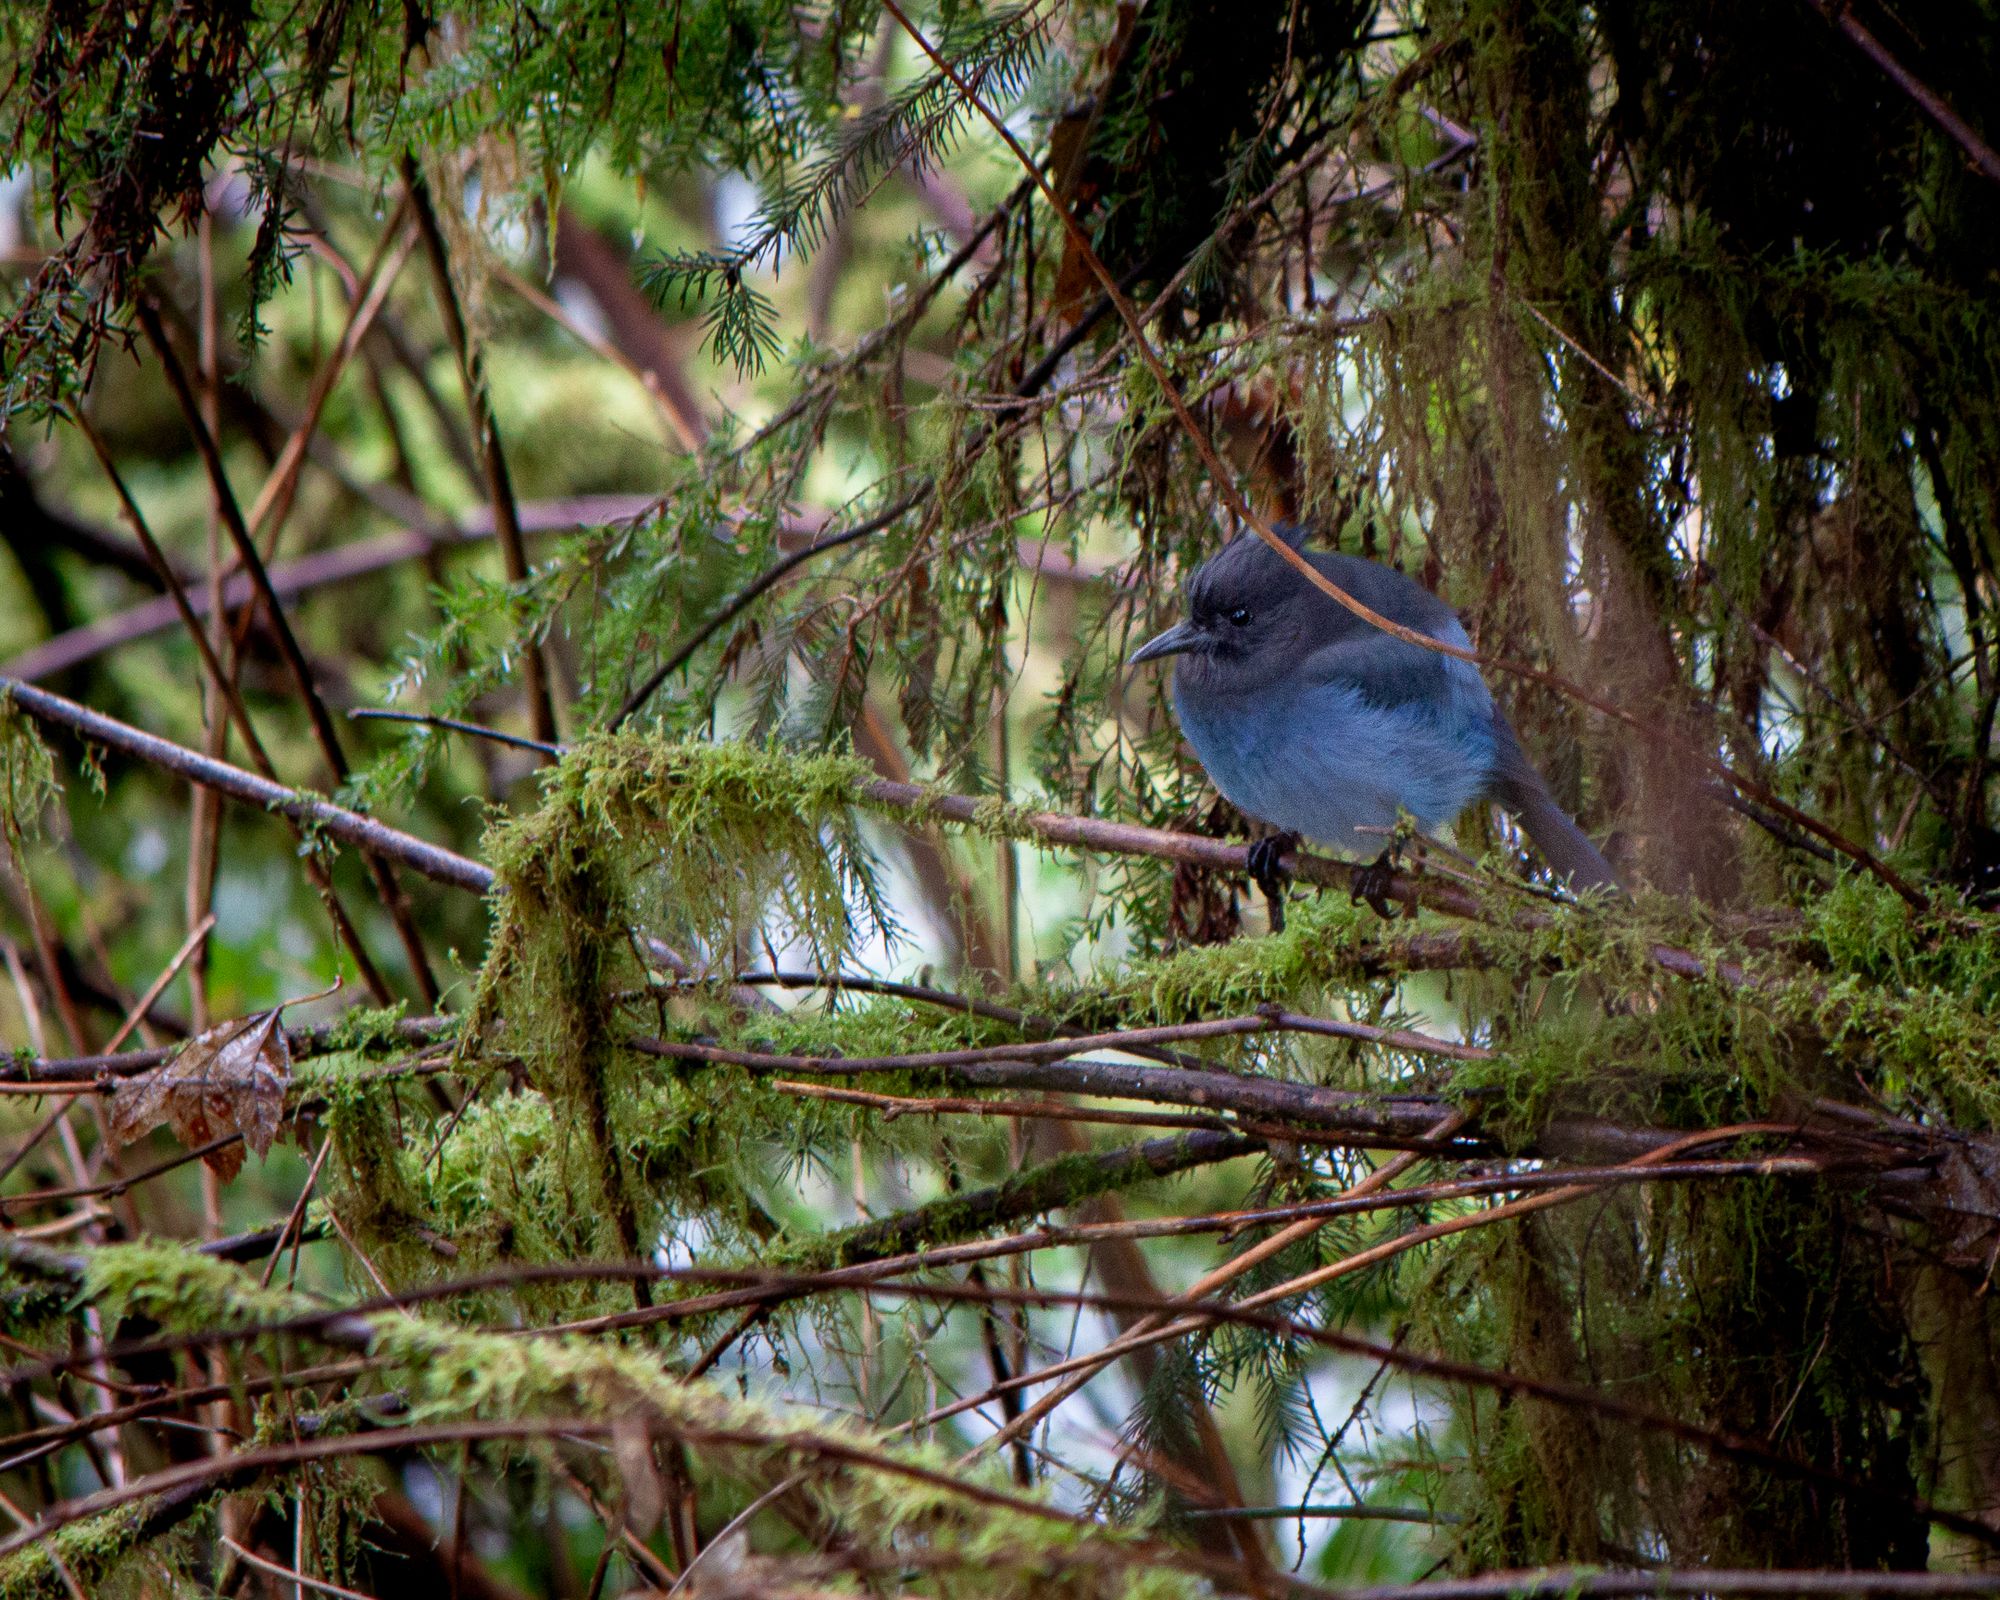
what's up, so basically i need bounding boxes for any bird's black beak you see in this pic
[1128,619,1203,666]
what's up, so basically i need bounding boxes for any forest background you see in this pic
[0,0,1998,1595]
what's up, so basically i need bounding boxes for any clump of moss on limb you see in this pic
[465,734,894,1273]
[1108,889,1375,1022]
[1790,874,2000,1127]
[1084,867,2000,1145]
[485,733,892,975]
[319,1077,443,1287]
[0,1500,155,1600]
[0,695,58,845]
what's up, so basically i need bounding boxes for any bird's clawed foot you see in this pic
[1349,846,1406,919]
[1246,832,1299,934]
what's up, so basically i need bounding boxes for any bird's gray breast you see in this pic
[1171,647,1499,852]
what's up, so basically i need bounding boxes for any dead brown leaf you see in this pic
[108,1008,292,1181]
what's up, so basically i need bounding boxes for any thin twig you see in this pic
[0,1361,366,1477]
[349,706,565,757]
[100,914,216,1056]
[261,1137,337,1289]
[0,912,214,1183]
[219,1536,376,1600]
[612,485,932,727]
[238,203,419,545]
[1802,0,2000,185]
[2,1131,246,1211]
[853,1275,2000,1558]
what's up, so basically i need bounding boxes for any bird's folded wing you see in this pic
[1294,625,1486,718]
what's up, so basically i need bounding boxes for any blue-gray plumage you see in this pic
[1130,526,1619,893]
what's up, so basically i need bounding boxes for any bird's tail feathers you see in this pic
[1489,716,1622,894]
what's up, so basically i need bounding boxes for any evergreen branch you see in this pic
[637,4,1048,374]
[749,3,1048,268]
[636,252,787,376]
[611,483,935,724]
[613,280,1128,726]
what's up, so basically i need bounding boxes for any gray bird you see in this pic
[1129,526,1619,905]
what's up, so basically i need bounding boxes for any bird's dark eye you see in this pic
[1226,607,1252,626]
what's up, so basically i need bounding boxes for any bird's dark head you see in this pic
[1128,526,1319,691]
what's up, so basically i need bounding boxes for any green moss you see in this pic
[484,732,888,975]
[0,1500,159,1600]
[83,1240,304,1336]
[1786,874,2000,1125]
[0,696,57,846]
[1107,890,1374,1022]
[464,734,878,1271]
[321,1078,442,1283]
[312,1001,431,1055]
